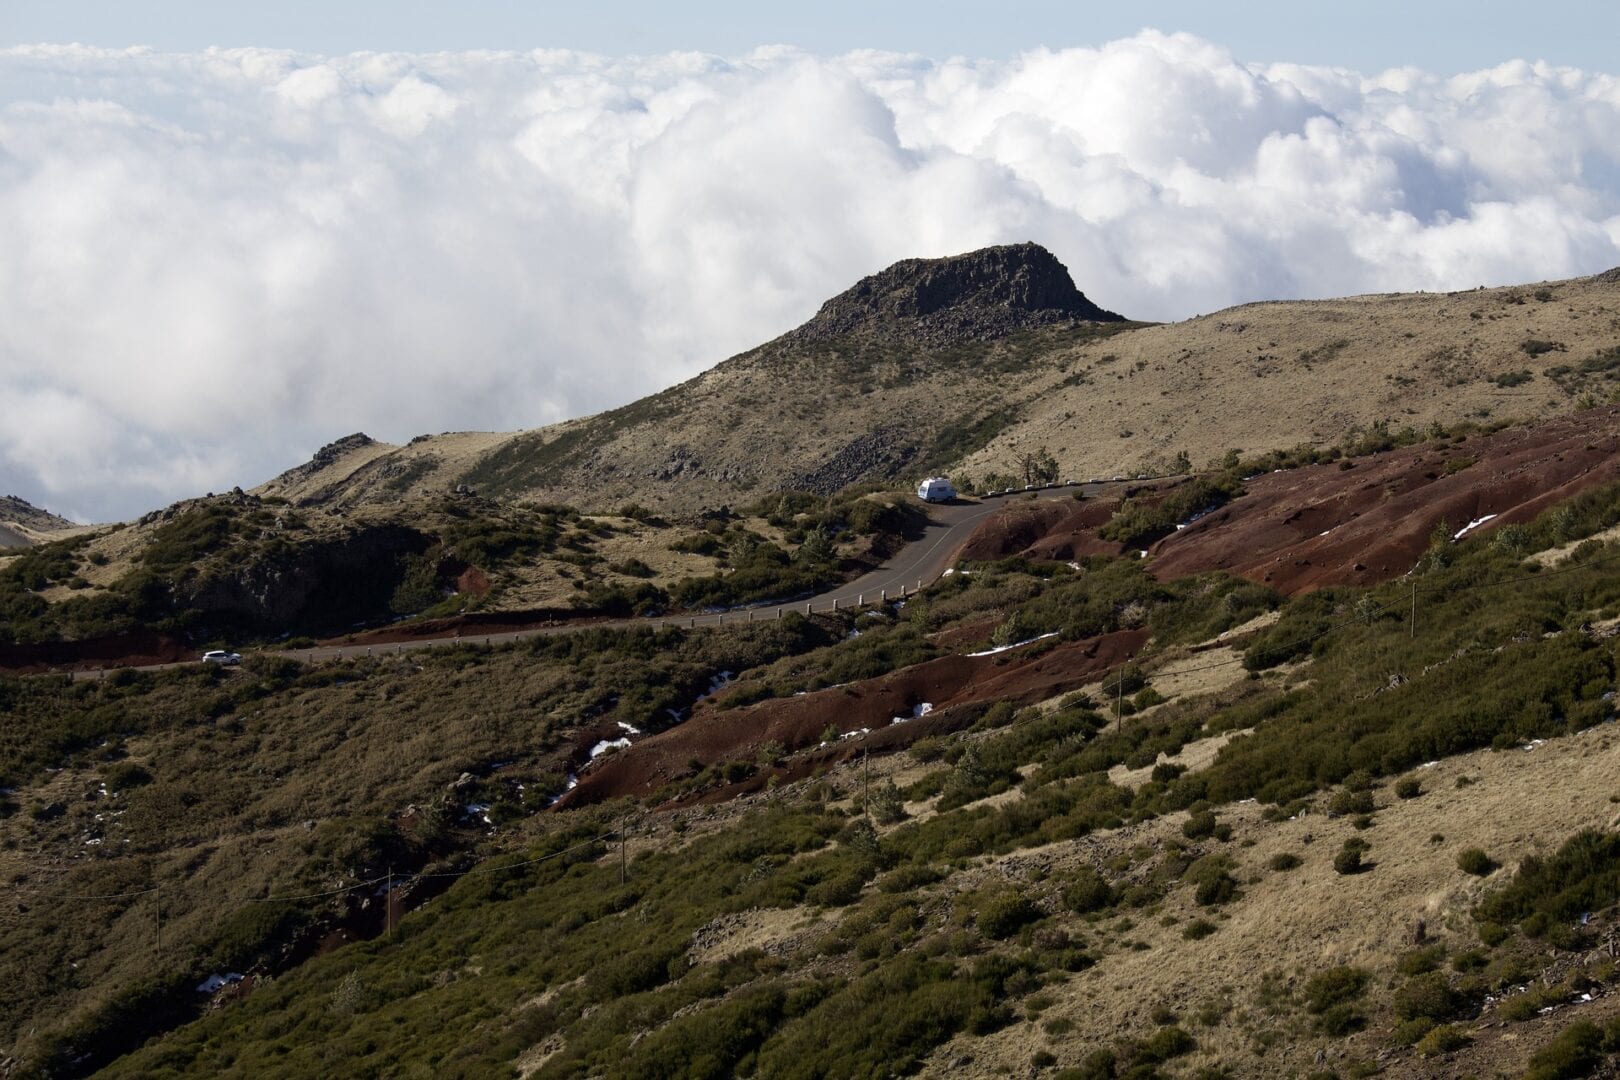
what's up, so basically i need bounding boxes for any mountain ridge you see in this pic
[254,250,1620,521]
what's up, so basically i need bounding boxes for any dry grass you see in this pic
[920,721,1620,1078]
[255,272,1620,519]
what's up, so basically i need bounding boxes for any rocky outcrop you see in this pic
[1,495,76,532]
[784,425,920,494]
[785,242,1124,347]
[1592,266,1620,285]
[266,433,378,489]
[178,524,431,633]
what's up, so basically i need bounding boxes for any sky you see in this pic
[2,5,1620,522]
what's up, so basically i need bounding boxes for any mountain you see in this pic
[0,495,79,548]
[257,248,1620,519]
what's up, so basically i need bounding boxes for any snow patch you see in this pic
[196,973,244,994]
[588,738,632,760]
[617,721,641,735]
[1453,514,1498,541]
[967,632,1059,658]
[891,702,934,724]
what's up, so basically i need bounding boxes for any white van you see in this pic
[916,477,957,503]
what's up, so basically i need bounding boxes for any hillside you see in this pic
[0,483,926,654]
[12,420,1620,1076]
[256,247,1620,518]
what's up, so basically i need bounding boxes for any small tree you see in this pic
[869,778,906,824]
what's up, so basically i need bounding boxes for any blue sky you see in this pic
[4,0,1618,73]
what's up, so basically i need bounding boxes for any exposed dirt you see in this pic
[953,496,1128,562]
[559,629,1148,806]
[953,408,1620,596]
[1150,406,1620,594]
[0,631,195,673]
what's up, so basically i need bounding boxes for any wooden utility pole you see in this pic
[1410,581,1417,640]
[863,750,871,821]
[619,813,628,885]
[154,885,162,956]
[1116,671,1125,733]
[386,868,393,941]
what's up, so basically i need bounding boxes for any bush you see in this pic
[1328,788,1375,817]
[1186,856,1238,907]
[1457,848,1497,876]
[100,761,153,792]
[1304,966,1369,1015]
[1415,1023,1470,1056]
[1334,838,1368,875]
[1392,972,1465,1023]
[1062,867,1116,914]
[1523,1020,1606,1080]
[1394,777,1422,799]
[976,889,1041,939]
[1183,810,1219,839]
[1268,852,1302,872]
[1137,1025,1196,1062]
[1477,830,1620,931]
[1182,918,1217,940]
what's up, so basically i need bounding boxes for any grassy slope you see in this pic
[10,465,1620,1076]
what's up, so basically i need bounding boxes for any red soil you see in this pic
[0,631,194,673]
[1150,407,1620,594]
[455,566,491,597]
[954,497,1128,562]
[560,628,1146,806]
[949,409,1620,597]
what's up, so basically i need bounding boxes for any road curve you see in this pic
[66,480,1143,679]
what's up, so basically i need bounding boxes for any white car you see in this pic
[202,650,242,665]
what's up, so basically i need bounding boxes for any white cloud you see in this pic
[1,35,1617,521]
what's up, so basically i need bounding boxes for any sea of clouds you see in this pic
[2,32,1618,521]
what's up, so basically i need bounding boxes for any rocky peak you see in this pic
[786,242,1124,346]
[1,494,75,531]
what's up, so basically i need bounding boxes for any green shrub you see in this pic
[1334,838,1368,875]
[1186,855,1239,906]
[1062,866,1116,914]
[1522,1019,1607,1080]
[1394,777,1422,799]
[1268,852,1302,872]
[1391,1016,1436,1046]
[1457,848,1497,876]
[1476,830,1620,932]
[1182,918,1217,940]
[1415,1023,1470,1056]
[1304,966,1369,1015]
[1183,810,1219,839]
[1392,973,1465,1023]
[100,761,153,792]
[1137,1024,1196,1062]
[976,889,1040,939]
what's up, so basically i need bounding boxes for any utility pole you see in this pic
[863,750,871,821]
[154,885,162,956]
[1410,581,1417,640]
[1116,671,1125,733]
[386,867,393,941]
[619,813,628,885]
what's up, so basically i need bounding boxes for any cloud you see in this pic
[1,34,1618,521]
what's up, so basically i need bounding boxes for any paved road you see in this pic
[66,480,1138,679]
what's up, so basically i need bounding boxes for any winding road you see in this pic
[63,480,1139,678]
